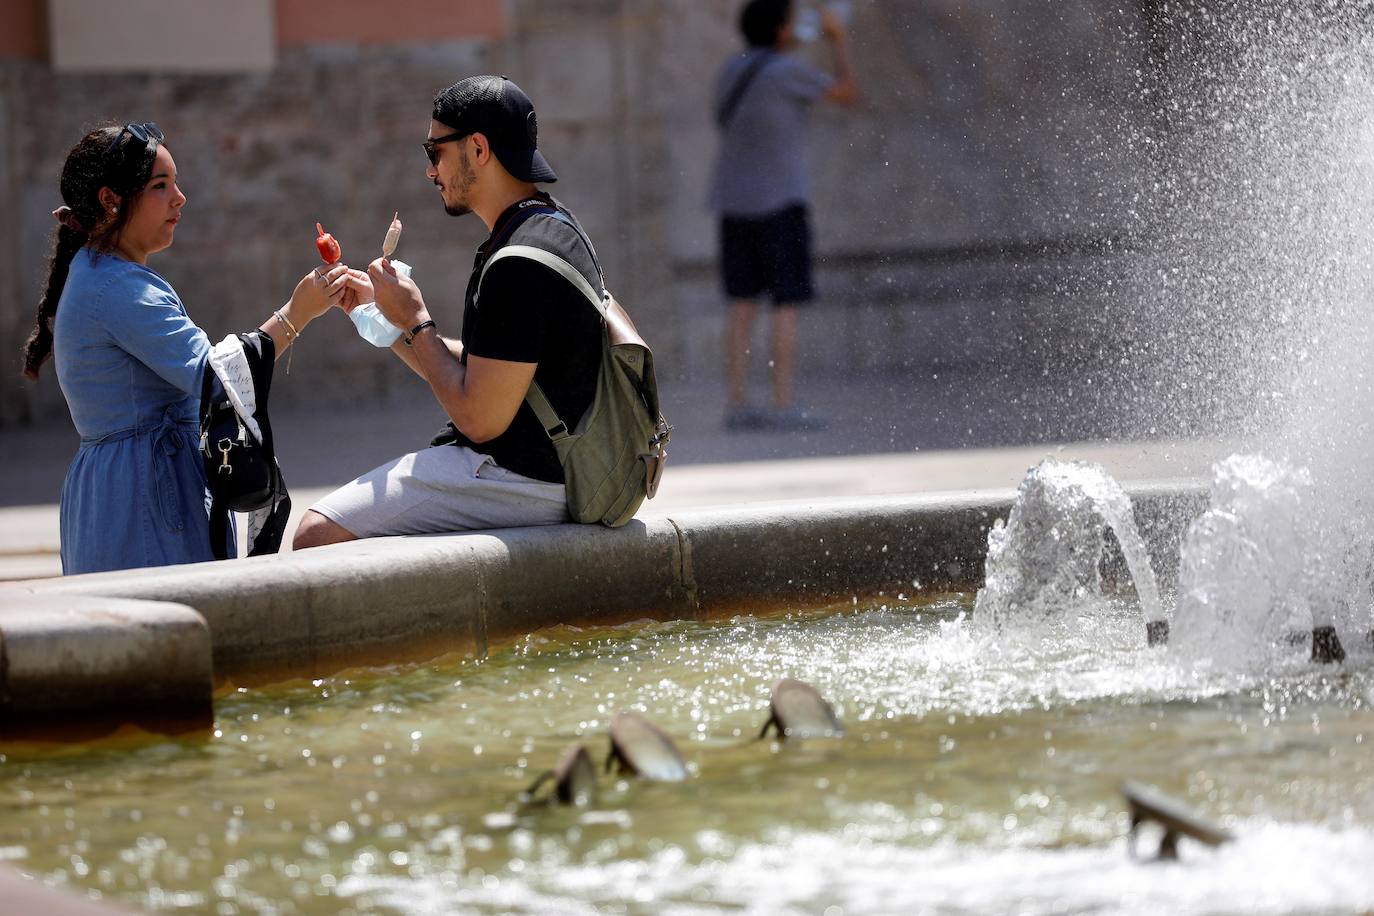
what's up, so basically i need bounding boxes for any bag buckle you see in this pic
[217,438,234,475]
[643,447,667,499]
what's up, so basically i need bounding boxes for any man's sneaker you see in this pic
[723,405,770,431]
[768,405,828,431]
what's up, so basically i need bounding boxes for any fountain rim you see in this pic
[0,481,1209,735]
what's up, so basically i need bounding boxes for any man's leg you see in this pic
[762,206,823,428]
[293,511,358,550]
[770,304,798,409]
[726,298,758,409]
[294,445,567,548]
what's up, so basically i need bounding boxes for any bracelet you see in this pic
[404,319,437,346]
[273,308,300,373]
[273,308,300,340]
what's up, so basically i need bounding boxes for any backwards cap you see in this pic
[432,75,558,183]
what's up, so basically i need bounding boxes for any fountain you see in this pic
[978,453,1374,666]
[5,4,1374,914]
[973,457,1166,644]
[1170,453,1371,666]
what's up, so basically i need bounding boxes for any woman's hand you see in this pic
[368,258,429,330]
[288,263,350,324]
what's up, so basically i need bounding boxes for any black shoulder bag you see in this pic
[199,331,290,559]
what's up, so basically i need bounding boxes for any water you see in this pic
[10,7,1374,913]
[1173,454,1317,667]
[973,458,1164,637]
[1120,3,1374,598]
[2,597,1371,915]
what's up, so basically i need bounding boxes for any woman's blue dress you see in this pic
[53,249,231,574]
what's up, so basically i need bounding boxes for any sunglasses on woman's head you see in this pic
[106,122,164,155]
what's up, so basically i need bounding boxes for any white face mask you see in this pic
[348,260,411,347]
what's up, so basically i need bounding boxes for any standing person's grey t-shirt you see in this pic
[707,49,834,218]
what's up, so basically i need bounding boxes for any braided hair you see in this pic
[22,125,159,380]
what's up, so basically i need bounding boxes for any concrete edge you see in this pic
[0,595,212,736]
[0,484,1209,687]
[0,866,141,915]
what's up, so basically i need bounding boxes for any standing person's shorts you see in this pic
[309,445,569,537]
[719,204,814,305]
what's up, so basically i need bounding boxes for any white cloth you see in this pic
[206,334,279,558]
[207,334,263,444]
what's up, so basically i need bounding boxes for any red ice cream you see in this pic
[315,222,341,264]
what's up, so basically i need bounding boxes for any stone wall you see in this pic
[0,0,1154,425]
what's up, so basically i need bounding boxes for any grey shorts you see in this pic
[310,445,569,538]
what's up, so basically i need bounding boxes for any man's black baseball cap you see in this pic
[432,75,558,184]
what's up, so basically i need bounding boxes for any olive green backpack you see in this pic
[480,231,671,527]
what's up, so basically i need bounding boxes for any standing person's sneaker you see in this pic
[723,404,770,431]
[769,405,828,431]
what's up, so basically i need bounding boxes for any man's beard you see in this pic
[442,150,477,217]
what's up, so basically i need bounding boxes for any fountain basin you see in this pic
[2,591,1371,915]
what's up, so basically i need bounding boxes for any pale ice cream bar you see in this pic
[382,212,402,258]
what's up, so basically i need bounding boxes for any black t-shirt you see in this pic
[432,197,603,483]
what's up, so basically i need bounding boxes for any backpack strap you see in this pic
[482,244,606,316]
[524,380,571,444]
[544,208,605,290]
[480,244,607,444]
[716,51,776,127]
[485,201,554,251]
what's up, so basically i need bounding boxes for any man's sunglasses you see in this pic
[422,131,467,166]
[106,122,164,155]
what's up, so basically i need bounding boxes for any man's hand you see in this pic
[367,257,429,330]
[820,6,846,40]
[820,6,858,106]
[337,267,375,314]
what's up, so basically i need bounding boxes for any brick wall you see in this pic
[0,0,1152,425]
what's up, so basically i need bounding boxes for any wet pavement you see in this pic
[0,372,1235,580]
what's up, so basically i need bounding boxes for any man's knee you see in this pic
[293,510,357,551]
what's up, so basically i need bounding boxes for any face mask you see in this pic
[348,260,411,347]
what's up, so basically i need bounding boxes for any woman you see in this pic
[21,122,348,575]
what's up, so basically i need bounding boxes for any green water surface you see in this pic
[2,597,1372,915]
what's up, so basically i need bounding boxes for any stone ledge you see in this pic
[0,594,212,733]
[0,865,140,914]
[1,485,1207,687]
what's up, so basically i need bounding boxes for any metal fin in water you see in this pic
[606,711,688,782]
[1311,625,1346,665]
[522,744,597,806]
[758,677,844,740]
[1122,780,1233,862]
[551,743,597,805]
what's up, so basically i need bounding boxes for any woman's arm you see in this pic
[257,264,351,360]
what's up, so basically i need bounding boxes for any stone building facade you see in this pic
[0,0,1156,426]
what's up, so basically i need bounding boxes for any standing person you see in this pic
[709,0,857,431]
[293,75,606,548]
[22,123,348,575]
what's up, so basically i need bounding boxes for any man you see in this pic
[293,75,604,548]
[708,0,857,431]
